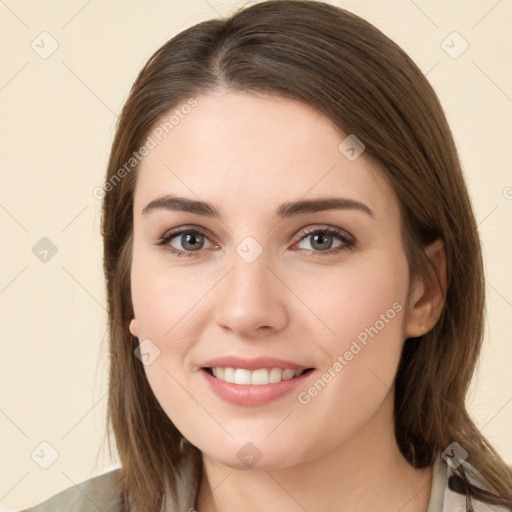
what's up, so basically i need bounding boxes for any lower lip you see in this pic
[201,369,314,407]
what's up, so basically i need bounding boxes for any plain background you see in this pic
[0,0,511,509]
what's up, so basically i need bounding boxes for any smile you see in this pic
[201,366,316,406]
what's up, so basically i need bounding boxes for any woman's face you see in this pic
[129,89,421,470]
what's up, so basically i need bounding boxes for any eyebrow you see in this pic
[141,194,374,219]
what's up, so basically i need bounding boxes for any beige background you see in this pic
[0,0,511,509]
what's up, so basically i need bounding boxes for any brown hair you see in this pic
[101,1,512,510]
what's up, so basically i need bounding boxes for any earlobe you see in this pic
[404,239,447,339]
[129,318,139,338]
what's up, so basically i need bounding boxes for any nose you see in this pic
[213,246,288,339]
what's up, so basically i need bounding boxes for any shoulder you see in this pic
[429,451,511,512]
[17,467,123,512]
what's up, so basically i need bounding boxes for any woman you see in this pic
[20,1,512,511]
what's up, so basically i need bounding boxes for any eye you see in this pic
[156,228,214,258]
[294,226,355,255]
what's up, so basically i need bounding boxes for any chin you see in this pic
[195,433,321,473]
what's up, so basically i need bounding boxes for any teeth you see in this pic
[234,369,252,385]
[251,368,269,385]
[224,367,235,383]
[269,367,282,383]
[209,367,307,385]
[282,369,296,380]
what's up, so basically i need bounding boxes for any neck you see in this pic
[195,391,433,512]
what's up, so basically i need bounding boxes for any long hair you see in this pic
[101,1,512,510]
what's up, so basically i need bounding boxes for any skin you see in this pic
[129,89,446,512]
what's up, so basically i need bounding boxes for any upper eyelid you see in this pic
[161,226,216,245]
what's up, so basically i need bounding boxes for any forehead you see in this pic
[134,90,398,221]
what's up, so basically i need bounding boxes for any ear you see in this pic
[404,238,447,338]
[129,318,139,338]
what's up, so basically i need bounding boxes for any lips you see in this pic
[199,356,315,406]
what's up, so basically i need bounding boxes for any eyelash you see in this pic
[155,225,356,258]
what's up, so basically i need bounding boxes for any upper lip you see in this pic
[200,356,314,371]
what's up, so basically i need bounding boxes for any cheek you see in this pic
[130,246,210,341]
[298,257,408,421]
[335,271,406,358]
[130,260,205,435]
[296,251,408,352]
[129,250,215,417]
